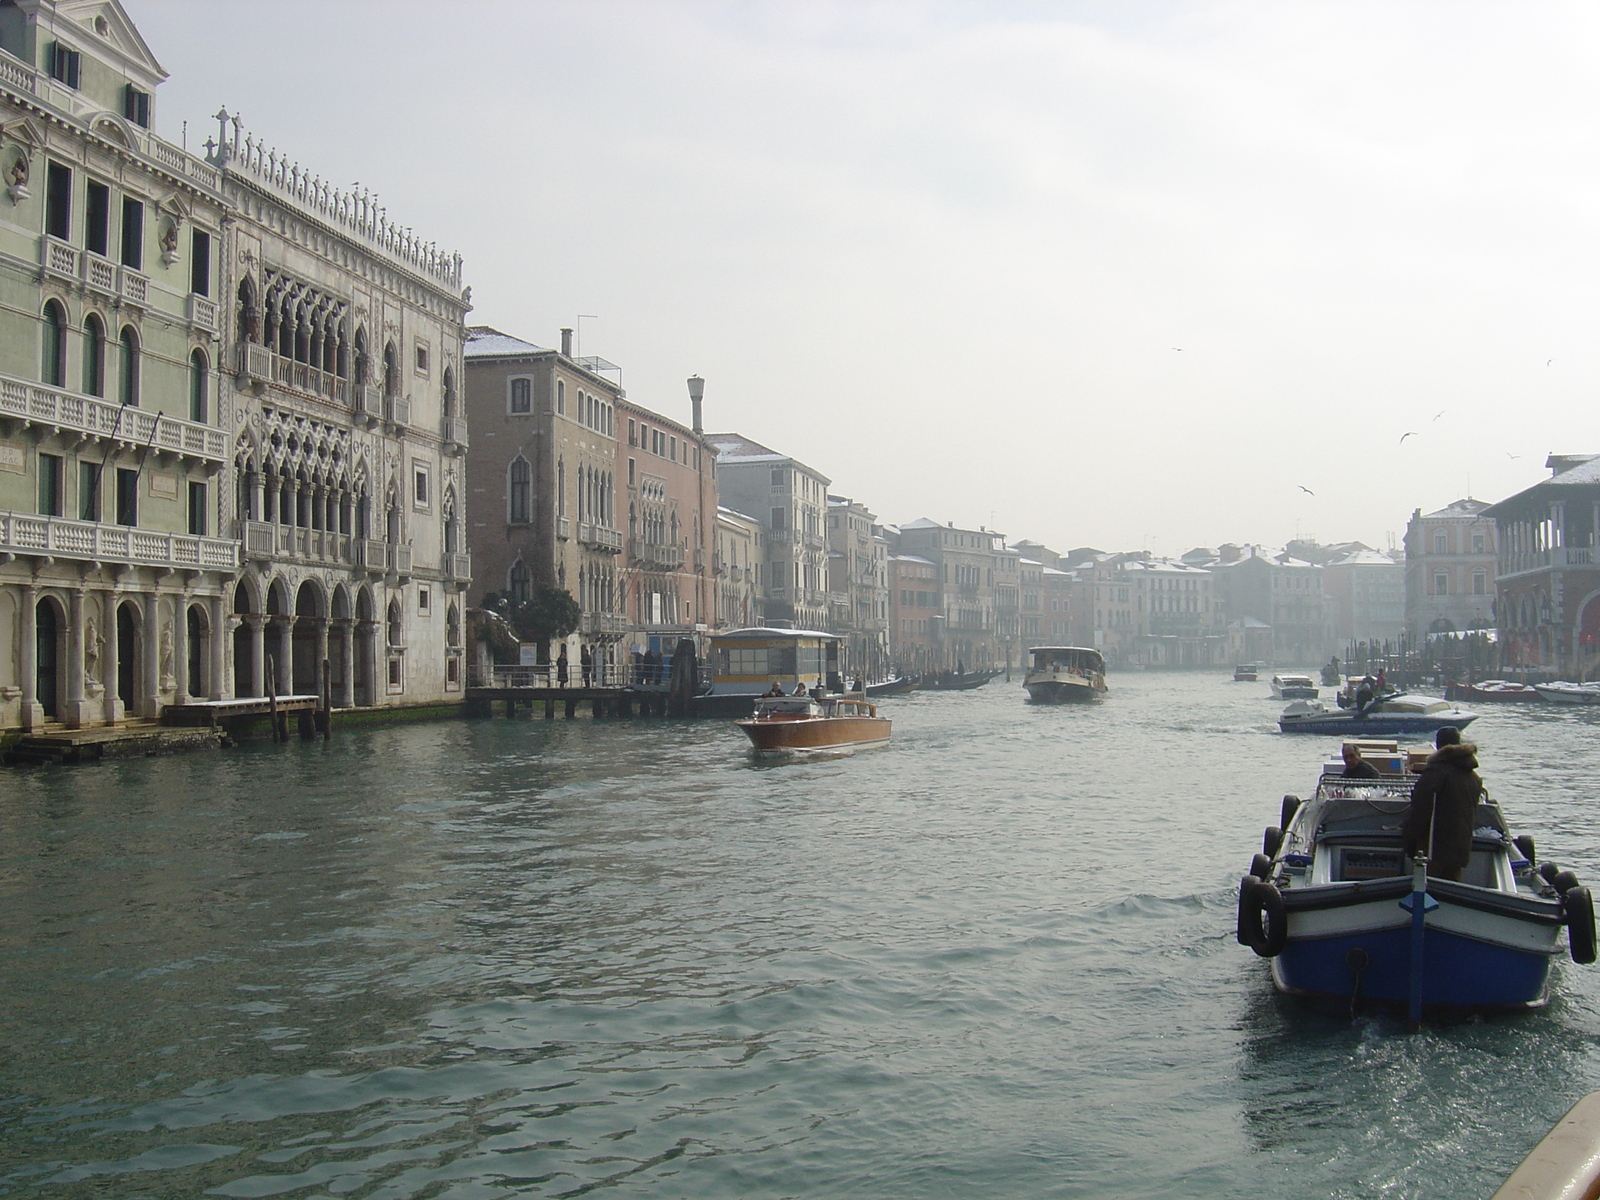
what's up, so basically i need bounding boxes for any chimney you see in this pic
[560,327,573,357]
[687,375,704,435]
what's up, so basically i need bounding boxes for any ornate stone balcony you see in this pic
[1,510,238,571]
[556,516,571,540]
[384,396,410,429]
[442,415,469,453]
[449,552,472,583]
[582,612,629,638]
[241,519,355,566]
[581,525,623,553]
[0,372,228,466]
[629,538,685,570]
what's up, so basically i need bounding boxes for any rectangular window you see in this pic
[627,457,635,486]
[669,435,677,462]
[509,377,531,413]
[556,379,565,414]
[85,180,109,255]
[628,418,637,446]
[124,84,151,127]
[1433,533,1448,555]
[1473,572,1487,595]
[770,507,788,532]
[37,452,62,516]
[190,229,211,295]
[414,467,429,506]
[120,197,143,269]
[419,587,430,612]
[79,461,99,521]
[45,161,71,240]
[1434,571,1449,596]
[49,42,80,88]
[116,467,138,526]
[771,467,786,487]
[188,480,207,535]
[415,343,429,373]
[1472,533,1485,554]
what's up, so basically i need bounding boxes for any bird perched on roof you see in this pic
[1399,431,1418,445]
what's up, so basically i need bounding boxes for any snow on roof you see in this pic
[704,432,779,460]
[1419,498,1491,520]
[891,554,935,564]
[464,326,547,358]
[1328,549,1400,567]
[899,517,947,530]
[717,505,762,524]
[1042,566,1071,576]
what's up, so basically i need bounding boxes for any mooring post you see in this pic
[544,697,555,720]
[319,656,331,740]
[267,654,281,743]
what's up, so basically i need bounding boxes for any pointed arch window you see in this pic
[509,560,531,605]
[384,341,399,397]
[42,301,66,387]
[509,457,531,523]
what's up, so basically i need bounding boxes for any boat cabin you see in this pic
[709,628,844,697]
[1027,646,1105,677]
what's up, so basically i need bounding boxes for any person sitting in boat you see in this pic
[1401,726,1483,882]
[1340,743,1381,778]
[764,681,784,697]
[792,681,808,696]
[1355,674,1375,712]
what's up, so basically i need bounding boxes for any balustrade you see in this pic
[1,510,238,570]
[0,371,227,464]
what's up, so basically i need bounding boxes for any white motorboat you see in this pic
[1270,673,1319,700]
[1534,681,1600,705]
[1278,692,1478,736]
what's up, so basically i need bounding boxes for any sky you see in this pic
[133,0,1600,557]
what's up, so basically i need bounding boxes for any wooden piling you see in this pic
[267,655,281,743]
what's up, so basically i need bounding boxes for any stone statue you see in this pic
[83,616,101,675]
[9,153,27,188]
[159,622,175,687]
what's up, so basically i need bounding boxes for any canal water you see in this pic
[6,673,1600,1199]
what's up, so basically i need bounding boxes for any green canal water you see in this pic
[6,673,1600,1198]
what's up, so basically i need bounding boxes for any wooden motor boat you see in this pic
[1445,679,1543,703]
[1023,646,1107,703]
[1234,663,1263,682]
[1534,681,1600,705]
[1237,740,1595,1015]
[735,694,891,754]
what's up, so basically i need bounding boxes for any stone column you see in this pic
[247,613,266,698]
[19,585,41,729]
[65,588,88,728]
[250,470,264,523]
[211,595,229,699]
[172,593,189,702]
[103,590,123,724]
[143,591,162,719]
[338,619,355,707]
[275,616,293,695]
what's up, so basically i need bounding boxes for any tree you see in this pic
[482,586,583,656]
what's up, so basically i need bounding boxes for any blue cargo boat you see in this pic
[1236,743,1596,1014]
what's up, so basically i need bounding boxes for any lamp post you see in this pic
[688,375,708,646]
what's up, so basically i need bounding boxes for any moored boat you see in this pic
[1270,673,1319,700]
[1446,679,1544,703]
[1236,741,1596,1014]
[734,693,891,754]
[1023,646,1107,703]
[1278,692,1477,736]
[1534,681,1600,705]
[691,627,848,718]
[1234,663,1263,682]
[865,675,917,696]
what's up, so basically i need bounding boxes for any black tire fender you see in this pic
[1514,834,1536,865]
[1240,878,1287,957]
[1250,853,1274,880]
[1263,826,1284,859]
[1553,870,1581,897]
[1280,794,1302,833]
[1567,886,1597,965]
[1540,861,1562,887]
[1236,876,1257,945]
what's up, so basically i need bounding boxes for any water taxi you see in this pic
[1023,646,1107,703]
[735,693,891,754]
[1270,672,1319,700]
[1534,681,1600,705]
[1237,740,1595,1015]
[1234,663,1263,682]
[692,627,848,718]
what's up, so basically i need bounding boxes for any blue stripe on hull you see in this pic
[1272,927,1552,1009]
[1278,716,1475,736]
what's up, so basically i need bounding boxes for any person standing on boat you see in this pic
[1402,726,1483,881]
[1341,744,1381,778]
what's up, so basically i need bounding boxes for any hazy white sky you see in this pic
[136,0,1598,556]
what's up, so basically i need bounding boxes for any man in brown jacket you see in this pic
[1402,727,1483,881]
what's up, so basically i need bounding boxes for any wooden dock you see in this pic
[465,686,674,720]
[5,720,225,765]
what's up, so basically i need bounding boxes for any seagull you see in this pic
[1432,410,1446,421]
[1548,359,1555,366]
[1507,452,1521,460]
[1296,485,1315,496]
[1171,347,1183,352]
[1399,431,1418,445]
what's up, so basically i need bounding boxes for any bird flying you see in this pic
[1297,485,1315,496]
[1433,410,1446,421]
[1507,452,1521,460]
[1399,431,1418,445]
